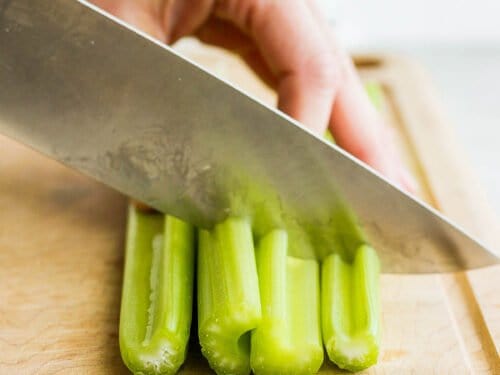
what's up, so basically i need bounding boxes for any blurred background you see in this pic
[317,0,500,215]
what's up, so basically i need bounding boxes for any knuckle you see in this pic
[302,51,340,90]
[215,0,265,30]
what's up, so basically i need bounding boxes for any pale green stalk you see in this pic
[321,245,380,372]
[197,217,261,375]
[251,229,323,375]
[119,206,194,375]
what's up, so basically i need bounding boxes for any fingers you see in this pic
[214,0,338,135]
[90,0,214,43]
[332,60,418,192]
[167,0,215,43]
[306,0,417,192]
[89,0,168,41]
[331,57,419,192]
[196,18,278,88]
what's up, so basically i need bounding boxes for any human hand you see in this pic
[91,0,416,192]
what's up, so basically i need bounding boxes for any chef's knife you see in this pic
[0,0,498,273]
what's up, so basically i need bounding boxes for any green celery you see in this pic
[324,129,336,144]
[320,83,383,372]
[119,206,195,375]
[321,245,381,372]
[197,217,261,375]
[251,230,323,375]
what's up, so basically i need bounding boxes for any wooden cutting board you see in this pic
[1,39,499,374]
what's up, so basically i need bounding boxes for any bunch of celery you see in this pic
[119,83,384,374]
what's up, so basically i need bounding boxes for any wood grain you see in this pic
[0,38,498,374]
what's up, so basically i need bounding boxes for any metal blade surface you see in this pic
[0,0,498,272]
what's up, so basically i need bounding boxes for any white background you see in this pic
[317,0,500,218]
[318,0,500,47]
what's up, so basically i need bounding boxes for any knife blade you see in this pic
[0,0,498,273]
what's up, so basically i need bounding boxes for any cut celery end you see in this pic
[197,217,261,375]
[120,206,195,375]
[321,244,381,372]
[251,230,324,375]
[324,333,379,372]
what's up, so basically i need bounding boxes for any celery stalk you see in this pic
[197,217,261,375]
[320,83,383,372]
[119,206,194,375]
[250,230,323,375]
[321,245,381,372]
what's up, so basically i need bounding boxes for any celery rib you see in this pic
[250,230,323,375]
[321,245,381,372]
[319,83,383,372]
[119,206,194,375]
[197,217,261,375]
